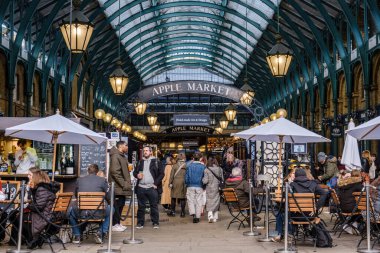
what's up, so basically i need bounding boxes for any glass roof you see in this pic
[98,0,279,83]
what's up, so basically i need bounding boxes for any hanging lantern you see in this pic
[147,112,158,126]
[115,121,122,129]
[103,113,112,123]
[121,123,128,132]
[134,99,147,115]
[133,131,140,139]
[276,108,288,118]
[261,117,270,124]
[125,125,132,133]
[224,103,237,121]
[215,127,223,134]
[219,115,229,129]
[151,123,160,133]
[266,35,293,77]
[110,118,118,126]
[94,109,105,120]
[109,60,129,95]
[270,113,278,121]
[59,0,94,53]
[240,81,255,105]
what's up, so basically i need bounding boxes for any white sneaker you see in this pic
[112,224,125,232]
[119,224,127,230]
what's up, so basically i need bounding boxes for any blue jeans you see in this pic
[69,205,111,236]
[275,212,293,236]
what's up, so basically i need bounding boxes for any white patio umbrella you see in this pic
[233,116,330,190]
[347,115,380,140]
[341,119,362,171]
[5,110,107,180]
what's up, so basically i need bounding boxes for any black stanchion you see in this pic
[123,179,143,244]
[243,179,261,236]
[258,178,273,242]
[357,183,380,253]
[7,181,30,253]
[275,182,297,253]
[98,182,121,253]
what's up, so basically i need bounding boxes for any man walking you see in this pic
[133,146,164,229]
[109,141,131,232]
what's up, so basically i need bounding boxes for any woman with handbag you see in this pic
[202,157,223,223]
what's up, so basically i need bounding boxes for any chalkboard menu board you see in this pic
[33,141,54,153]
[79,143,107,176]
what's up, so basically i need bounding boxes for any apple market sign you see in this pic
[137,81,244,102]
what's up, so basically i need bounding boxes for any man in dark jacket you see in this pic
[291,169,328,210]
[109,141,131,232]
[133,146,164,229]
[69,164,111,244]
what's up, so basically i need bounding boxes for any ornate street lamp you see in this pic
[147,112,158,126]
[151,123,160,133]
[224,103,237,121]
[59,0,94,53]
[109,61,129,95]
[94,109,105,120]
[134,99,147,115]
[219,115,229,129]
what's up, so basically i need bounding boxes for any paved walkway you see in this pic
[0,207,370,253]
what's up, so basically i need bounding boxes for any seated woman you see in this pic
[9,167,59,249]
[337,169,363,213]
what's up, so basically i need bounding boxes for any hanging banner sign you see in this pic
[161,126,216,134]
[137,81,244,102]
[173,114,210,126]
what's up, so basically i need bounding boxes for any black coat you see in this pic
[361,158,370,173]
[337,177,363,213]
[133,158,164,194]
[29,182,60,238]
[290,176,328,210]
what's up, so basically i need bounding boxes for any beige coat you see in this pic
[161,164,173,204]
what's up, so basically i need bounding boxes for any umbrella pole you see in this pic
[52,134,58,181]
[277,136,284,192]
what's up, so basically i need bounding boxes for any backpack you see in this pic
[312,222,333,248]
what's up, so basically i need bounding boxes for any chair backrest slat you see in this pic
[52,192,73,213]
[78,192,106,211]
[288,193,316,213]
[222,188,239,203]
[353,192,368,212]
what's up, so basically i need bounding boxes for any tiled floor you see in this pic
[0,207,372,253]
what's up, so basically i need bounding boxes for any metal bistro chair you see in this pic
[330,189,361,237]
[40,192,73,252]
[77,192,106,240]
[353,191,380,249]
[222,188,249,230]
[288,192,320,251]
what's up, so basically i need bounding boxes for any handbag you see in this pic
[206,167,225,191]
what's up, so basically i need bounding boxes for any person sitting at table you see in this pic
[14,139,38,174]
[336,169,363,234]
[9,167,59,249]
[69,164,110,244]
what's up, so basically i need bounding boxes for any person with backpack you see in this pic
[202,157,223,223]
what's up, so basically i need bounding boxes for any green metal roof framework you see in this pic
[1,0,380,120]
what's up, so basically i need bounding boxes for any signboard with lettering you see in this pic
[137,81,244,102]
[173,114,210,126]
[161,126,216,134]
[331,126,343,138]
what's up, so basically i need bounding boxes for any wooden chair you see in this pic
[77,192,106,239]
[222,188,249,230]
[353,191,380,249]
[288,193,320,251]
[40,192,73,252]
